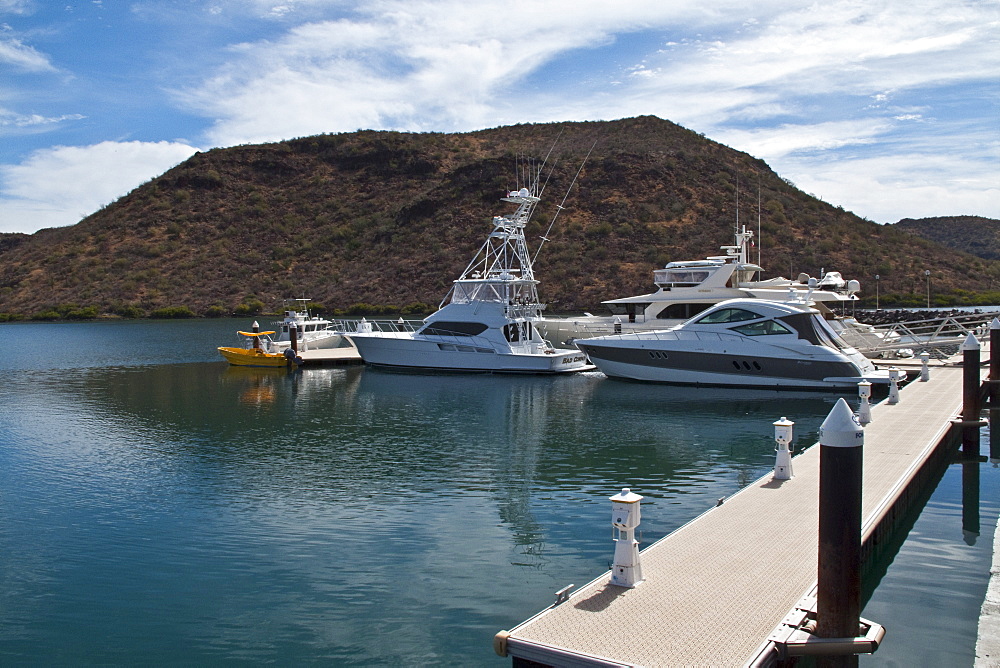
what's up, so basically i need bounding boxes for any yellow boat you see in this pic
[218,331,291,367]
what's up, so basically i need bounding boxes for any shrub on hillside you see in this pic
[149,306,196,319]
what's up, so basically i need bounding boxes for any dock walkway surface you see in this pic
[500,359,985,667]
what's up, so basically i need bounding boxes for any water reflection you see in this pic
[0,323,877,667]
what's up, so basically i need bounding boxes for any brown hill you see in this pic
[1,116,997,318]
[891,216,1000,261]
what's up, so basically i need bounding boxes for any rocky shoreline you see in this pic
[855,308,1000,326]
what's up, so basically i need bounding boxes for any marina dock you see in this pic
[496,347,992,666]
[295,347,363,366]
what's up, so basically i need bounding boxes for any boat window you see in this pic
[653,269,712,287]
[777,314,821,344]
[656,303,712,320]
[606,303,650,317]
[732,319,792,336]
[694,308,761,324]
[503,323,537,342]
[418,321,489,337]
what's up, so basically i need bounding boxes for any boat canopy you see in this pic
[237,331,276,337]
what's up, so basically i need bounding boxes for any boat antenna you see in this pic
[756,172,762,268]
[533,139,596,263]
[534,128,564,199]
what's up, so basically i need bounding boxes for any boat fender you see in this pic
[283,348,296,360]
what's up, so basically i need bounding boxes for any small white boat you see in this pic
[539,226,868,347]
[266,299,348,353]
[576,298,891,390]
[345,187,594,374]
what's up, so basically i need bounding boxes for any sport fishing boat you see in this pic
[575,298,891,390]
[218,330,291,367]
[346,187,594,374]
[539,227,866,346]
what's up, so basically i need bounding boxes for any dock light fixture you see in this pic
[857,381,873,425]
[773,417,794,480]
[609,488,644,588]
[887,368,902,405]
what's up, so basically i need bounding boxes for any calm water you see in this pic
[0,319,995,666]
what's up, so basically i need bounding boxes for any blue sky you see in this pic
[1,0,997,234]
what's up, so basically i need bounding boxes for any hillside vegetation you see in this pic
[891,216,1000,261]
[1,116,997,319]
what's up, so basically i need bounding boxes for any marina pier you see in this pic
[496,340,994,666]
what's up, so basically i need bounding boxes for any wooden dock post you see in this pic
[961,333,981,457]
[252,321,260,349]
[816,398,864,668]
[990,319,999,463]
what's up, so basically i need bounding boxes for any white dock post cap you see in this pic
[961,332,980,351]
[819,398,864,448]
[610,488,643,503]
[991,317,1000,330]
[252,321,259,328]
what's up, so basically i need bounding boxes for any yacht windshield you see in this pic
[732,319,792,336]
[778,313,851,349]
[418,321,489,337]
[694,307,761,324]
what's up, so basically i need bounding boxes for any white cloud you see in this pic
[0,108,85,133]
[0,35,55,72]
[781,151,1000,223]
[0,141,199,233]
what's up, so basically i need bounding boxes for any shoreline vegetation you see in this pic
[2,293,997,323]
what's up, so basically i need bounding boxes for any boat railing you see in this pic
[336,318,424,335]
[845,311,997,356]
[597,329,742,344]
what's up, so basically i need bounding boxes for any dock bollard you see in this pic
[816,398,864,664]
[961,333,982,457]
[773,417,794,480]
[857,381,872,426]
[609,488,643,588]
[887,368,901,405]
[919,351,930,382]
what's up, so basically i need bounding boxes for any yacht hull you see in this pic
[350,333,593,374]
[578,342,864,389]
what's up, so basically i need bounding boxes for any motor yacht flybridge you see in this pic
[539,226,865,347]
[345,187,594,374]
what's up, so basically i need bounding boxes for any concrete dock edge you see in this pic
[976,507,1000,667]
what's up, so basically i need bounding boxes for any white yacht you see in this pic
[576,298,891,390]
[539,227,864,346]
[265,299,348,353]
[345,188,594,374]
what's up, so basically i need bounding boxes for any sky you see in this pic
[1,0,997,235]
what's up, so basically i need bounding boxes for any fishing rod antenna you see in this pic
[532,139,597,263]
